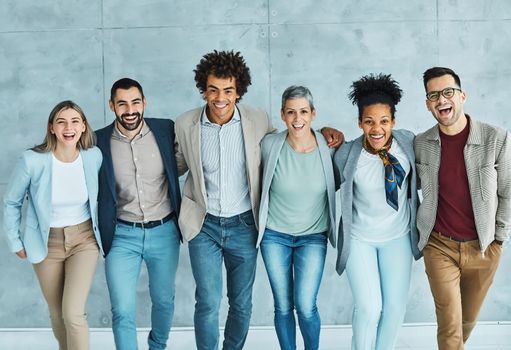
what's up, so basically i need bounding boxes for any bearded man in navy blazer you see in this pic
[96,78,181,350]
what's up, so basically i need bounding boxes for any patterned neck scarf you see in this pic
[363,136,405,211]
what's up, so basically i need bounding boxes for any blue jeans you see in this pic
[260,229,327,350]
[188,210,258,350]
[345,233,413,350]
[105,218,180,350]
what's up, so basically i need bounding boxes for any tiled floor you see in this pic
[1,322,510,349]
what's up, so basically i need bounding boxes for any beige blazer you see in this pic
[175,104,275,242]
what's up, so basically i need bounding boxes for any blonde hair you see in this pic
[32,100,95,153]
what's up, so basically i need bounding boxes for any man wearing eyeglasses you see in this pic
[414,67,511,350]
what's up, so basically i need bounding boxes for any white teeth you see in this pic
[370,134,384,139]
[293,124,304,128]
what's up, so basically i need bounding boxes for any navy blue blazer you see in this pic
[95,118,182,256]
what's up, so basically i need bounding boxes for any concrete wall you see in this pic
[1,0,510,328]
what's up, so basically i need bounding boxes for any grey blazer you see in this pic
[174,104,276,242]
[257,130,338,248]
[414,117,511,252]
[333,129,422,275]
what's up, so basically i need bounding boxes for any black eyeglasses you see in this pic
[426,87,462,102]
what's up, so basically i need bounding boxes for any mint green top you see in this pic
[266,141,329,235]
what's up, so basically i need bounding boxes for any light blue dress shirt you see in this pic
[200,107,252,217]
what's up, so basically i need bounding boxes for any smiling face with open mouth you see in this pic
[426,74,466,134]
[359,103,395,151]
[109,86,146,137]
[204,75,240,125]
[281,97,316,140]
[50,107,86,149]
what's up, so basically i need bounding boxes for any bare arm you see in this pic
[320,127,344,148]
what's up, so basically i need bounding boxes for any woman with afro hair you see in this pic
[333,74,422,349]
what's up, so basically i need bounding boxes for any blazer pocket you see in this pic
[339,172,346,185]
[415,163,434,199]
[479,164,498,201]
[180,195,200,215]
[179,195,205,235]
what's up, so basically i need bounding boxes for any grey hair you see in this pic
[281,85,315,111]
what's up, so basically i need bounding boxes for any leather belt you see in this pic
[117,212,175,229]
[435,231,477,242]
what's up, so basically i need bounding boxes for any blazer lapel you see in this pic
[146,119,172,176]
[95,123,118,200]
[315,131,335,199]
[80,150,94,204]
[190,113,208,200]
[148,119,168,152]
[240,110,256,188]
[263,132,287,194]
[43,152,53,203]
[344,136,363,184]
[393,130,414,166]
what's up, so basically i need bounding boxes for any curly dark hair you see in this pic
[348,73,403,121]
[194,50,251,101]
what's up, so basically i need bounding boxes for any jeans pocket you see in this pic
[300,232,327,246]
[239,212,255,228]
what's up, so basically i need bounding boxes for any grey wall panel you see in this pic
[0,185,48,326]
[268,22,437,140]
[0,30,104,183]
[103,0,268,28]
[269,0,435,24]
[479,248,511,321]
[102,25,270,121]
[437,20,511,130]
[439,0,511,20]
[0,0,102,31]
[316,250,353,324]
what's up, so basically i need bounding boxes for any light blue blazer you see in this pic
[3,147,103,263]
[333,129,422,276]
[257,130,338,248]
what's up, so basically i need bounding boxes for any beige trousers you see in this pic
[33,219,99,350]
[424,231,502,350]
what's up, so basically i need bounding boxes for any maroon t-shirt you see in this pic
[433,120,478,241]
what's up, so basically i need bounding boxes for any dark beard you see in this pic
[116,112,143,131]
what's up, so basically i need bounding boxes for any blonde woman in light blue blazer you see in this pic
[3,100,103,350]
[258,86,338,350]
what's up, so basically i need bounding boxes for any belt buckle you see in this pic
[141,221,153,229]
[141,219,159,229]
[139,213,172,229]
